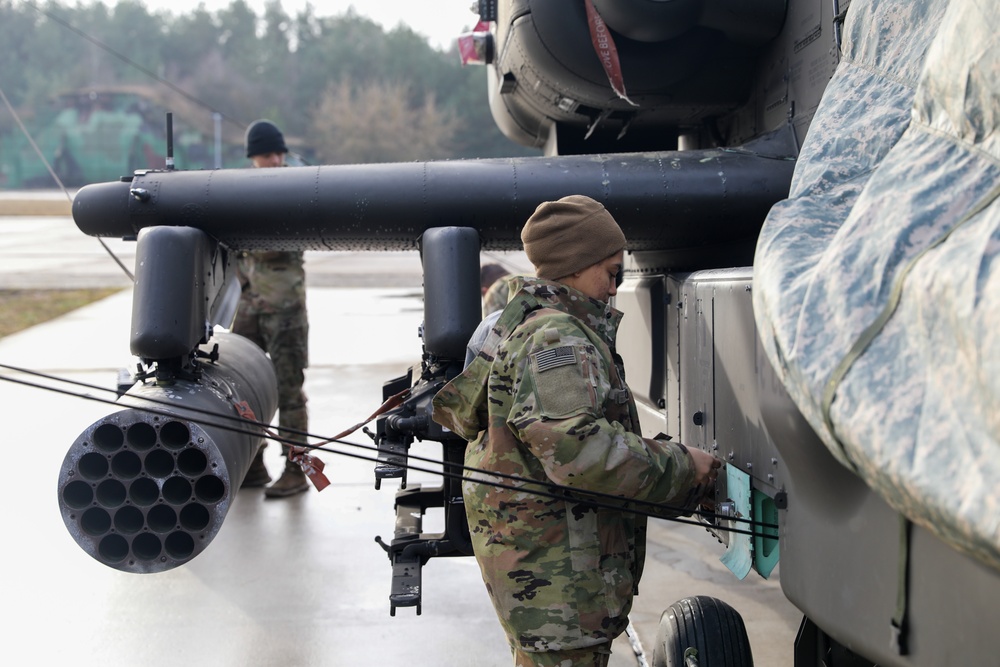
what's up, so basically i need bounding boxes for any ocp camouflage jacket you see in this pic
[432,276,699,653]
[237,250,306,315]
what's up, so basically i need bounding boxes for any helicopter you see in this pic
[58,0,1000,665]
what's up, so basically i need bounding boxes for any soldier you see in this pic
[433,195,722,667]
[480,262,511,316]
[237,119,311,499]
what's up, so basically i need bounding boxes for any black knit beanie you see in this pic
[245,120,288,158]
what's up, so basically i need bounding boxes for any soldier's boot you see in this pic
[240,447,271,488]
[264,457,309,498]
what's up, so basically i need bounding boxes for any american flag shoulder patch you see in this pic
[534,345,577,372]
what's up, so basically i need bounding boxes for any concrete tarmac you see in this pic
[0,204,801,666]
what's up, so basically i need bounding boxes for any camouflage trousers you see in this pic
[233,306,309,449]
[512,644,611,667]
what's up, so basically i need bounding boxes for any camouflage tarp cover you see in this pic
[754,0,1000,571]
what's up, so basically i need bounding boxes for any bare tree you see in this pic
[309,78,462,164]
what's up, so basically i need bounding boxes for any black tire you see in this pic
[651,595,754,667]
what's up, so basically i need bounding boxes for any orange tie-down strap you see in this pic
[287,445,331,492]
[234,389,411,493]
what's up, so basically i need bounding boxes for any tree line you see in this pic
[0,0,535,186]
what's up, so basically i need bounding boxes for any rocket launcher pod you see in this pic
[56,332,278,573]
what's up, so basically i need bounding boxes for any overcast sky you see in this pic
[115,0,483,50]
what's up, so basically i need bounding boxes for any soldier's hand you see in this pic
[669,447,723,516]
[689,447,723,488]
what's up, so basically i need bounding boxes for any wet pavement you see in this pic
[0,199,800,666]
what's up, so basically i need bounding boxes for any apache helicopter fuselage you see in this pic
[63,1,1000,666]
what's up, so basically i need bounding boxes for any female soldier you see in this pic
[433,195,721,667]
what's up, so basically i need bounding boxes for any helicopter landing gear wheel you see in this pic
[650,595,754,667]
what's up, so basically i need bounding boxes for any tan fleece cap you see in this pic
[521,195,627,279]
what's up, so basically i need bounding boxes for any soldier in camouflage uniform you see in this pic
[237,120,311,499]
[481,263,511,316]
[433,196,722,666]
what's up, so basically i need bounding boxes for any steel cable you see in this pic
[0,362,779,538]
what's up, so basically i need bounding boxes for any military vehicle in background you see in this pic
[61,1,1000,666]
[0,86,248,188]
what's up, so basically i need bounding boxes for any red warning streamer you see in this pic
[584,0,638,107]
